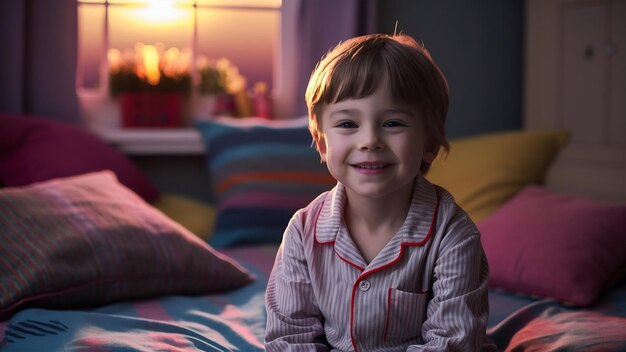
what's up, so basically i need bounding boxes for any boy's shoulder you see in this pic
[283,187,336,245]
[291,187,335,224]
[432,184,456,205]
[431,184,479,233]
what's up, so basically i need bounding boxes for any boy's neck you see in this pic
[346,178,415,222]
[343,180,415,263]
[344,191,411,231]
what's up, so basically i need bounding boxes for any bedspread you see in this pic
[1,245,625,351]
[488,280,626,351]
[0,246,276,352]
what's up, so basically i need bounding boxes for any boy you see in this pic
[265,33,496,351]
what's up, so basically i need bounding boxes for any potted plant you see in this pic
[195,57,252,118]
[108,43,192,128]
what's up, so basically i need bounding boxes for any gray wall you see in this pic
[377,0,524,138]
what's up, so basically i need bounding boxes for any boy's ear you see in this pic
[422,138,440,164]
[422,150,436,164]
[422,141,438,164]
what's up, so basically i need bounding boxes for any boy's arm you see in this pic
[265,215,330,352]
[408,226,497,351]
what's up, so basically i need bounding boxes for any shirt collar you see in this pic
[314,175,439,245]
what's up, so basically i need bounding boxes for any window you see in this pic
[77,0,292,128]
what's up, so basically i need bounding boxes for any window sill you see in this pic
[92,128,204,155]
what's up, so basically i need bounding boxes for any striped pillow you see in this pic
[0,171,253,321]
[195,117,336,247]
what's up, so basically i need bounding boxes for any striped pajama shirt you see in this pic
[265,176,497,351]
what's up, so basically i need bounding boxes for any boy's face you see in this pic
[316,86,435,200]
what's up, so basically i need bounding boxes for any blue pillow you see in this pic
[195,117,336,247]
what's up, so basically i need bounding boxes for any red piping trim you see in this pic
[349,194,439,350]
[336,251,365,271]
[321,190,440,350]
[402,191,440,246]
[358,193,439,279]
[314,199,365,271]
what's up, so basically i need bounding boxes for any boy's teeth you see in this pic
[358,164,384,169]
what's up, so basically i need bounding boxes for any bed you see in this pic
[1,114,625,351]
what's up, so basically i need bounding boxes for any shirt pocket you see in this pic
[385,287,428,340]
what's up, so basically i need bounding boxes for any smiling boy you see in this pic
[265,33,496,351]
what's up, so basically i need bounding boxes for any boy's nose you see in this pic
[359,127,384,151]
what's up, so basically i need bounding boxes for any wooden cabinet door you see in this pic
[609,0,626,146]
[560,1,607,145]
[525,0,626,202]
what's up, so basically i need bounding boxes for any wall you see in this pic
[377,0,524,138]
[0,2,525,201]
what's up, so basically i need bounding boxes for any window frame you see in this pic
[76,0,298,127]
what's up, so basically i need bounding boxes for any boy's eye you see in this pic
[335,121,358,128]
[383,120,407,128]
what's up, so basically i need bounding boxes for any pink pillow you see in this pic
[0,113,159,202]
[479,186,626,306]
[0,171,253,321]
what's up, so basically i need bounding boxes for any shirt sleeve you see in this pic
[265,213,330,352]
[408,215,498,352]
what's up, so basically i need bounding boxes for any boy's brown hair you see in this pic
[305,34,450,173]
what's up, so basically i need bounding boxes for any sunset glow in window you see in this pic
[77,0,280,118]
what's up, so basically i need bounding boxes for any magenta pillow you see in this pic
[0,113,159,202]
[479,185,626,306]
[0,171,253,321]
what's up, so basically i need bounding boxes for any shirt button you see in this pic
[358,280,370,292]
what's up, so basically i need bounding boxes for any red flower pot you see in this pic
[121,92,182,128]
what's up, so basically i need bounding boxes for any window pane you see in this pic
[108,4,194,52]
[196,8,278,90]
[197,0,281,9]
[77,4,105,89]
[107,0,194,5]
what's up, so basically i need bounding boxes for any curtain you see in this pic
[0,0,375,123]
[0,0,79,123]
[289,0,378,117]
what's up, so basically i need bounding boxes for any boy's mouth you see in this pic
[352,162,390,169]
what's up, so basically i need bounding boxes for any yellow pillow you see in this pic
[426,130,569,224]
[151,193,216,241]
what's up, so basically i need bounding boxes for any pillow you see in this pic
[152,193,217,241]
[195,117,336,247]
[0,113,159,202]
[426,129,569,223]
[503,311,626,351]
[478,185,626,306]
[0,171,253,321]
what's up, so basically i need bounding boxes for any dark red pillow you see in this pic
[0,113,159,202]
